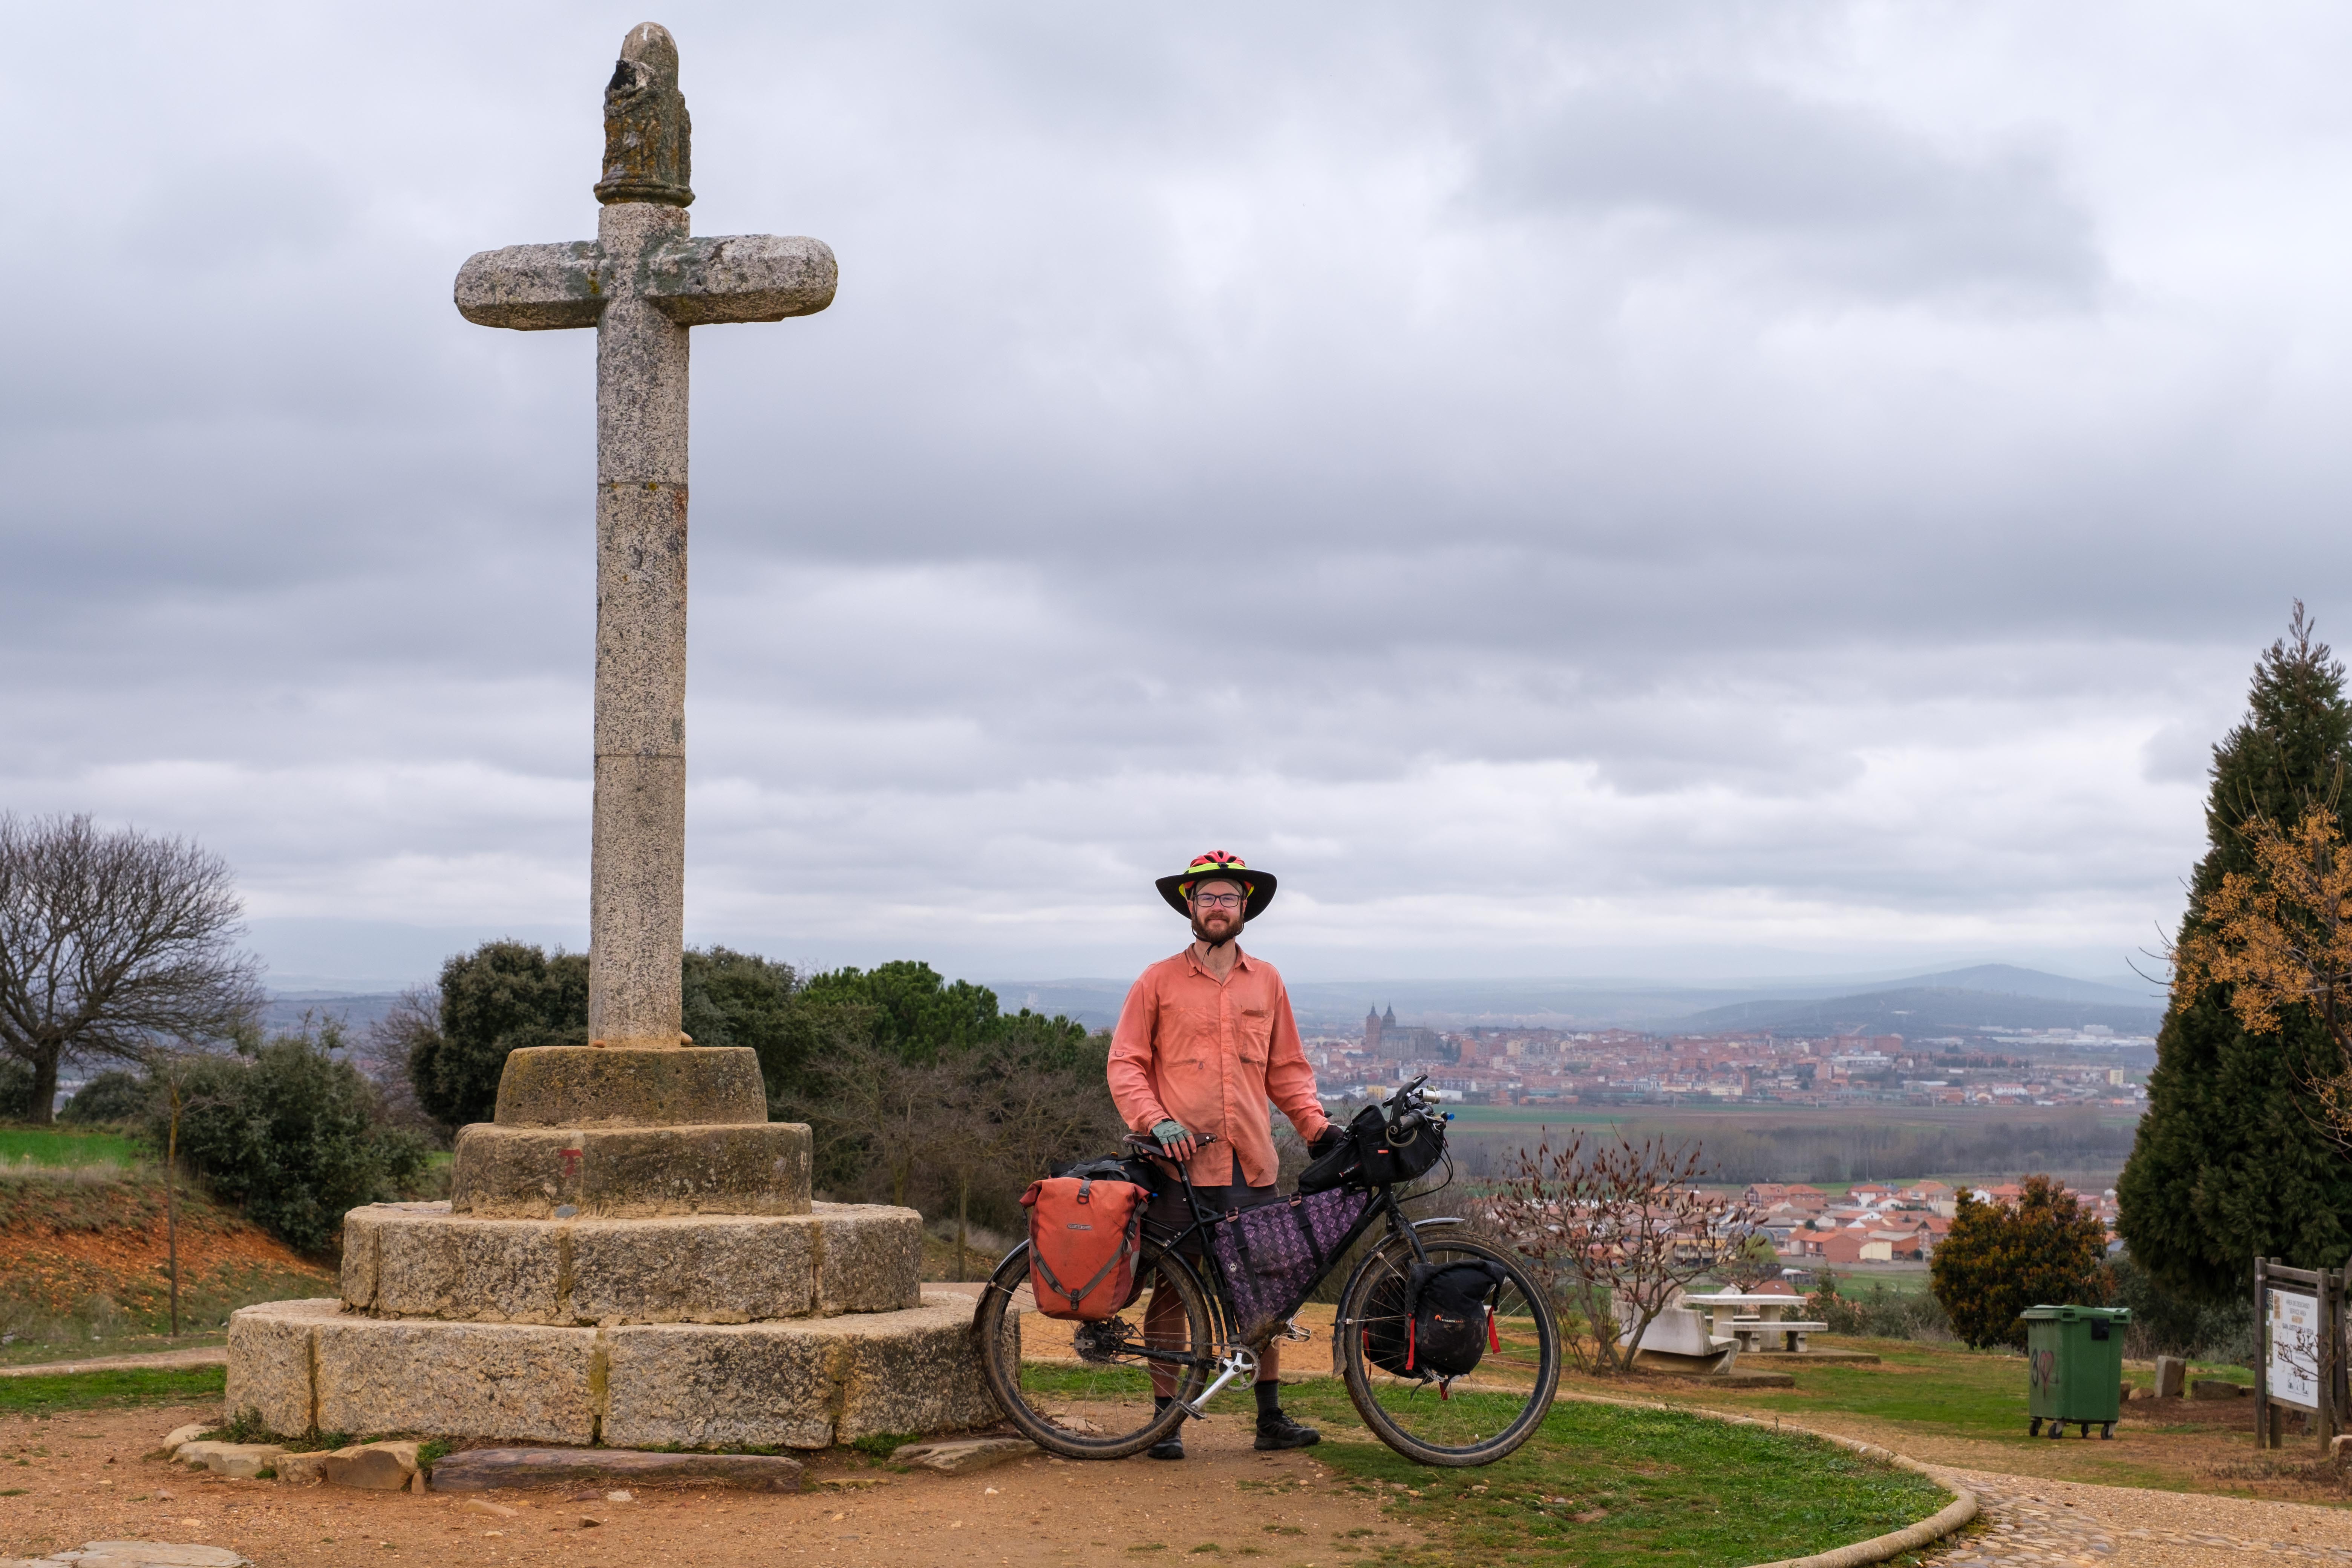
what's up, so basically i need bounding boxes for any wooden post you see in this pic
[2256,1256,2271,1449]
[2322,1263,2338,1447]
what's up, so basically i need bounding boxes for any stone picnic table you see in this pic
[1683,1290,1828,1352]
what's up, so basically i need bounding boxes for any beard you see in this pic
[1191,910,1243,948]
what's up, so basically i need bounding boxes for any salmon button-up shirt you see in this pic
[1107,945,1330,1189]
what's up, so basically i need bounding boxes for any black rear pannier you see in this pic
[1362,1259,1508,1379]
[1299,1101,1446,1193]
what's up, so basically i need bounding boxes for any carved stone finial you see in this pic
[595,22,694,207]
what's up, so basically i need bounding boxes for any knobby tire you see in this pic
[974,1239,1216,1461]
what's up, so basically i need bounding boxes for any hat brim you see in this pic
[1156,868,1276,921]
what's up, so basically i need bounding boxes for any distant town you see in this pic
[1739,1178,2118,1264]
[1305,1003,2150,1111]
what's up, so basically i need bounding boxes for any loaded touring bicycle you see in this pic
[975,1078,1561,1465]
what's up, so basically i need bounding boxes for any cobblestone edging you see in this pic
[1920,1468,2352,1565]
[1548,1392,1978,1568]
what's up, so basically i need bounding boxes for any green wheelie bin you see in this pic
[2022,1304,2131,1439]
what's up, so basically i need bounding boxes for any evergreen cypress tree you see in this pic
[2117,607,2352,1299]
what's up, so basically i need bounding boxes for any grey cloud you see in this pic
[1472,78,2102,303]
[0,0,2337,987]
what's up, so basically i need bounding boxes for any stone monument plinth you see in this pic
[225,25,1001,1452]
[228,1046,997,1448]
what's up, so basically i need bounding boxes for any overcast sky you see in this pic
[4,2,2343,994]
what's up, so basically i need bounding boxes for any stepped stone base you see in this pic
[493,1046,768,1128]
[340,1200,921,1323]
[226,1291,1010,1450]
[450,1121,811,1218]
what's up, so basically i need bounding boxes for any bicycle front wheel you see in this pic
[1337,1230,1559,1465]
[974,1240,1216,1460]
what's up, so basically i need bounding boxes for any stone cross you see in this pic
[455,23,835,1050]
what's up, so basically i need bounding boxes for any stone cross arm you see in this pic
[455,233,837,331]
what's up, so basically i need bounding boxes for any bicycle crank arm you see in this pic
[1180,1346,1259,1418]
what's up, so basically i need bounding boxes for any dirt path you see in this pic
[0,1348,227,1379]
[0,1403,1404,1568]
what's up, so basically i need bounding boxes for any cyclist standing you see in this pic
[1109,850,1339,1459]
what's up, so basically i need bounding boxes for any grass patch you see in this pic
[1268,1383,1948,1568]
[1707,1340,2040,1439]
[1020,1364,1157,1399]
[0,1365,224,1416]
[0,1129,142,1169]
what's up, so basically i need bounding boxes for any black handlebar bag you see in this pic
[1299,1103,1446,1194]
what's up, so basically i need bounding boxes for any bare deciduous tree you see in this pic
[1482,1132,1756,1375]
[356,986,449,1137]
[0,814,264,1124]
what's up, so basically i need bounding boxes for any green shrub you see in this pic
[61,1071,152,1125]
[145,1031,429,1255]
[405,942,589,1128]
[0,1056,37,1120]
[1929,1175,2109,1349]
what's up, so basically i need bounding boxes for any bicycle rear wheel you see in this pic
[975,1240,1216,1459]
[1337,1230,1558,1465]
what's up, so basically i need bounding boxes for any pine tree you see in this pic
[2117,606,2352,1300]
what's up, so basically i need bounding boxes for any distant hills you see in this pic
[1664,984,2162,1039]
[983,962,2166,1036]
[266,961,2167,1043]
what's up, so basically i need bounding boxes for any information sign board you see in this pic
[2269,1288,2321,1409]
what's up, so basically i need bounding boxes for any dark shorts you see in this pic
[1146,1180,1277,1253]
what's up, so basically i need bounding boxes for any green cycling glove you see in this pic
[1151,1119,1191,1152]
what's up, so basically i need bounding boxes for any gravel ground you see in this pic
[0,1402,1376,1568]
[1924,1466,2352,1566]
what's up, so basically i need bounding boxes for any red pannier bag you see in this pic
[1021,1174,1150,1319]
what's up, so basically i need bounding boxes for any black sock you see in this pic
[1254,1380,1282,1417]
[1155,1395,1172,1413]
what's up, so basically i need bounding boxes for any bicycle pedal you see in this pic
[1282,1321,1313,1342]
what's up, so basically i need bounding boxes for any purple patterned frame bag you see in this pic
[1208,1187,1377,1344]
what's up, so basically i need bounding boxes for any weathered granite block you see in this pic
[602,1319,837,1449]
[314,1315,599,1443]
[172,1441,286,1480]
[493,1046,767,1128]
[338,1203,921,1323]
[565,1213,815,1322]
[224,1298,339,1436]
[449,1121,811,1218]
[226,1290,997,1450]
[810,1202,922,1315]
[371,1212,566,1321]
[601,1292,1001,1450]
[830,1291,1008,1444]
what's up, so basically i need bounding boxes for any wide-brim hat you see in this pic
[1156,851,1277,920]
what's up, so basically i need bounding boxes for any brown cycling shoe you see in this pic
[1253,1410,1321,1451]
[1147,1433,1186,1460]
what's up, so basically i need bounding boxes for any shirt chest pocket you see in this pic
[1237,1008,1272,1063]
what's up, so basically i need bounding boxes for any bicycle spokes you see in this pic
[976,1243,1216,1461]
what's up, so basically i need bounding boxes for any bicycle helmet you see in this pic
[1154,850,1277,920]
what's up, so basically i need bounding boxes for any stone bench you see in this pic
[1729,1317,1829,1352]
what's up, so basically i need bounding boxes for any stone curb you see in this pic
[1547,1390,1978,1568]
[0,1349,227,1379]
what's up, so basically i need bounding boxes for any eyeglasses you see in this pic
[1190,892,1245,909]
